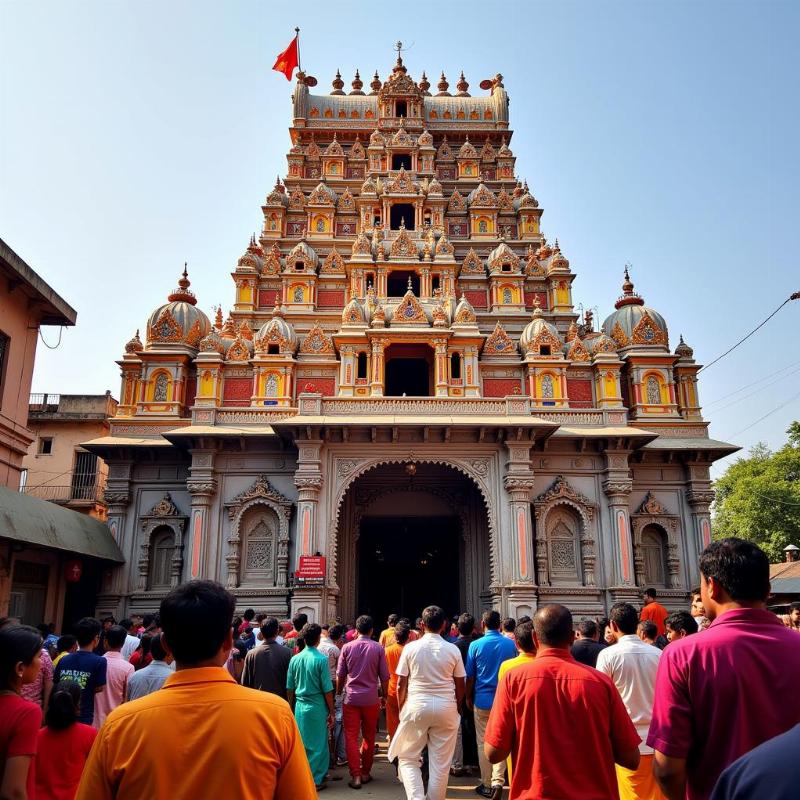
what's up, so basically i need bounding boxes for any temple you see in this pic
[86,55,737,624]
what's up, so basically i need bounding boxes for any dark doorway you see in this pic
[395,100,407,118]
[390,204,415,230]
[358,516,460,624]
[392,153,412,170]
[61,559,103,632]
[385,344,432,396]
[387,270,419,297]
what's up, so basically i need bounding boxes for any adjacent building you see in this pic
[86,58,737,624]
[0,239,122,627]
[22,392,118,520]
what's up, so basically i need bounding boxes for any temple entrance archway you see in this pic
[335,462,492,625]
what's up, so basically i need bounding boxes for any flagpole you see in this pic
[295,27,302,74]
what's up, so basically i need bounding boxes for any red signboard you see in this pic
[64,559,83,583]
[296,555,326,579]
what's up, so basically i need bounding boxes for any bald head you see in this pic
[533,604,574,648]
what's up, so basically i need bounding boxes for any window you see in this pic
[541,375,555,405]
[646,376,661,404]
[389,203,415,230]
[295,261,304,271]
[357,352,368,380]
[153,373,169,402]
[641,525,668,586]
[292,285,304,303]
[431,275,441,292]
[395,100,407,118]
[502,287,513,304]
[265,374,279,397]
[38,437,53,455]
[267,344,279,355]
[501,263,511,272]
[540,345,551,356]
[365,272,376,291]
[71,451,98,501]
[450,352,461,380]
[391,153,412,170]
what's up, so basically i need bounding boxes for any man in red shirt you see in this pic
[649,538,800,800]
[484,604,640,799]
[640,588,669,637]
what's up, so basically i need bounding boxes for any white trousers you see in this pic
[388,695,460,800]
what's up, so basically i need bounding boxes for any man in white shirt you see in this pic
[596,602,662,800]
[387,605,466,800]
[119,618,141,661]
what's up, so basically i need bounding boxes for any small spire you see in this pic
[419,71,431,94]
[350,69,364,94]
[331,69,345,95]
[456,70,470,96]
[437,72,450,96]
[370,70,381,94]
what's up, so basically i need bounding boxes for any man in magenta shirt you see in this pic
[336,615,389,788]
[649,538,800,800]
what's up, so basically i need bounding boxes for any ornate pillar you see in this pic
[686,487,715,586]
[464,346,480,397]
[502,441,537,617]
[602,449,636,597]
[185,448,218,582]
[99,460,134,611]
[370,340,385,396]
[293,439,324,558]
[433,338,448,397]
[338,345,355,397]
[420,267,431,299]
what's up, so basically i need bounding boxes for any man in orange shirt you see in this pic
[379,614,400,648]
[385,620,411,740]
[76,580,315,800]
[640,588,670,638]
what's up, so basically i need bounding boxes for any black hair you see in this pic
[502,616,516,633]
[356,615,373,635]
[329,624,346,642]
[36,623,51,637]
[102,615,116,625]
[73,617,102,647]
[422,605,447,632]
[120,618,134,631]
[45,681,81,730]
[394,622,411,645]
[105,625,128,650]
[0,625,43,690]
[243,608,255,621]
[387,613,399,626]
[56,634,77,654]
[231,640,248,660]
[517,615,532,625]
[150,633,168,661]
[160,580,235,665]
[609,602,639,635]
[533,604,573,647]
[260,617,280,639]
[136,633,153,657]
[691,587,702,598]
[301,622,322,648]
[638,620,657,639]
[644,588,657,599]
[699,538,770,602]
[142,614,155,628]
[665,610,698,636]
[457,613,475,636]
[516,620,535,652]
[482,610,501,630]
[791,602,800,613]
[577,619,598,638]
[292,612,308,632]
[255,613,266,623]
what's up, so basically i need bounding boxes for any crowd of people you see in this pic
[1,536,799,799]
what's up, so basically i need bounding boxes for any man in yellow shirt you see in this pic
[76,580,315,800]
[379,614,400,648]
[496,620,536,785]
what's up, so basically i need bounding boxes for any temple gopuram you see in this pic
[87,55,737,624]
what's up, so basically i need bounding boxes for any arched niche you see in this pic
[138,493,187,592]
[224,476,293,590]
[533,476,597,587]
[631,493,680,588]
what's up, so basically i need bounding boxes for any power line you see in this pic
[698,292,800,374]
[705,359,800,406]
[728,388,800,438]
[711,365,800,413]
[747,490,800,507]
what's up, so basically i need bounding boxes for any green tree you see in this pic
[713,422,800,561]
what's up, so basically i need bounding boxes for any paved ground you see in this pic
[324,739,482,799]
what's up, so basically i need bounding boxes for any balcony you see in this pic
[21,484,106,505]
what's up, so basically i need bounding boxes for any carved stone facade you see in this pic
[86,56,738,621]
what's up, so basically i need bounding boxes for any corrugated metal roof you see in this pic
[0,486,124,563]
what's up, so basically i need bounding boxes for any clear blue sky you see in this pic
[2,0,798,477]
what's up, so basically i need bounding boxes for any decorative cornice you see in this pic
[686,489,715,507]
[187,480,218,497]
[603,479,633,498]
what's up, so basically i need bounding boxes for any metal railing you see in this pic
[28,393,60,411]
[21,484,105,504]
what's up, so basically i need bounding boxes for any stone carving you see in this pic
[637,491,667,515]
[146,493,181,517]
[483,322,515,355]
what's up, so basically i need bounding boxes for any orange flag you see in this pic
[273,35,299,81]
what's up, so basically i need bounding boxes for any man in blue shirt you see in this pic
[710,722,800,800]
[466,610,516,799]
[53,616,107,725]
